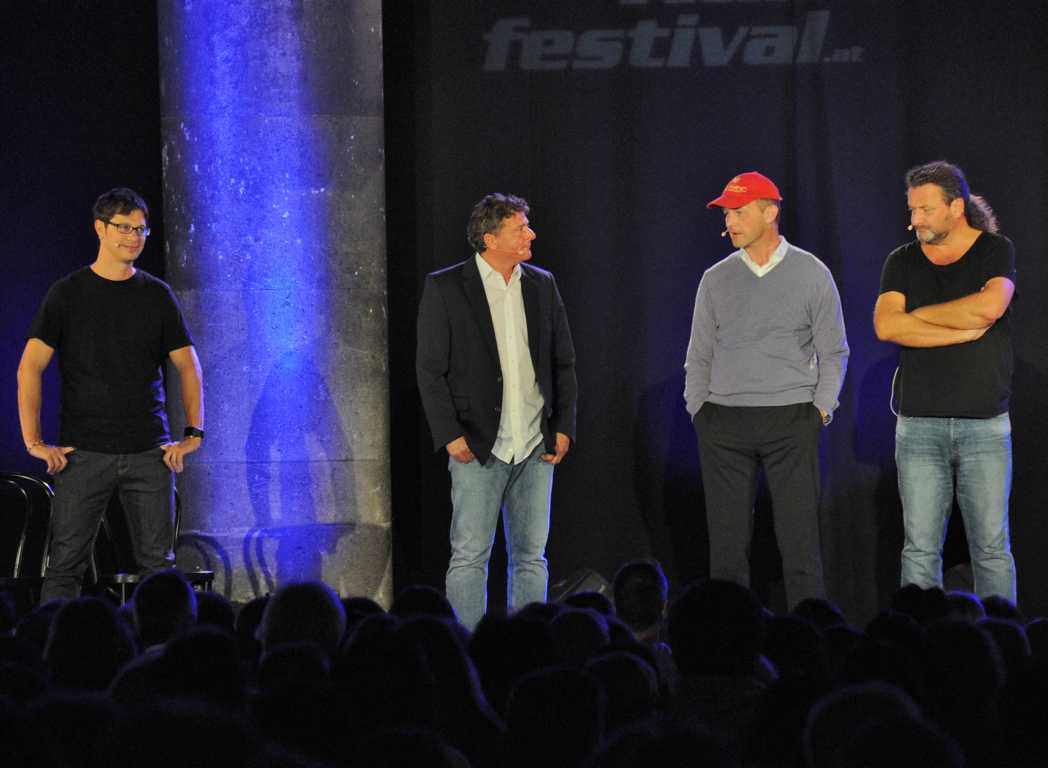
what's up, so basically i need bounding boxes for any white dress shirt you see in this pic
[476,254,545,464]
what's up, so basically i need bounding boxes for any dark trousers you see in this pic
[41,448,175,603]
[694,402,825,608]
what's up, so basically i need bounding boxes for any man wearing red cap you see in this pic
[684,171,849,608]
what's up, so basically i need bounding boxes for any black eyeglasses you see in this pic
[103,219,151,237]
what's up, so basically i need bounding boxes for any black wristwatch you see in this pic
[183,426,205,440]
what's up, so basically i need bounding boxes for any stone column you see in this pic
[156,0,390,604]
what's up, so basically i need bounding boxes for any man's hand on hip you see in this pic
[541,432,571,464]
[162,438,201,473]
[447,436,474,464]
[29,443,75,474]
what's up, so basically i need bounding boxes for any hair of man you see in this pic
[904,160,998,233]
[466,193,529,252]
[754,198,782,224]
[93,187,150,224]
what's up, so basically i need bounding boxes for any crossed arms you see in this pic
[873,277,1014,348]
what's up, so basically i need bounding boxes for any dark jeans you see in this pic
[694,402,825,608]
[41,447,175,602]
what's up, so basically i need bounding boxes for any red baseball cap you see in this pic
[706,171,783,209]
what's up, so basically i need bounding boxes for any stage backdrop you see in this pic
[385,0,1048,622]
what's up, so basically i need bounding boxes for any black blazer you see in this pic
[416,257,577,464]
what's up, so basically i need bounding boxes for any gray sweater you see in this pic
[684,239,849,417]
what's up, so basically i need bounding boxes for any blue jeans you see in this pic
[895,414,1016,603]
[42,448,175,603]
[446,445,554,629]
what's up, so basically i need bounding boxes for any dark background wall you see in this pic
[1,2,165,474]
[2,1,1045,623]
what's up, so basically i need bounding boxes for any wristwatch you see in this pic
[183,426,205,440]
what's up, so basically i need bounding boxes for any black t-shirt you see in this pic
[879,231,1015,417]
[27,267,193,453]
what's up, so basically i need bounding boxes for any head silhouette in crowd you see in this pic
[668,579,765,677]
[132,569,198,648]
[613,560,668,642]
[257,580,347,658]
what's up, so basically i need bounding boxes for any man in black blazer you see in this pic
[417,193,577,628]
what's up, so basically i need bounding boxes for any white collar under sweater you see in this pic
[738,236,788,277]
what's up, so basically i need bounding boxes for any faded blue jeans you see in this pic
[446,445,554,629]
[896,414,1016,603]
[42,448,175,603]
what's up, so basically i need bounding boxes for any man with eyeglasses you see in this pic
[16,187,204,602]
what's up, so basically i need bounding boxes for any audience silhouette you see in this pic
[1,565,1042,767]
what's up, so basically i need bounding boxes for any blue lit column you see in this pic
[157,1,390,604]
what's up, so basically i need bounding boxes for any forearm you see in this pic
[911,294,996,330]
[875,310,983,348]
[551,294,578,441]
[159,350,205,471]
[179,362,204,428]
[417,371,464,450]
[684,286,714,415]
[814,352,848,416]
[811,282,849,415]
[683,346,712,416]
[416,349,463,449]
[16,367,45,447]
[551,363,578,442]
[416,279,463,449]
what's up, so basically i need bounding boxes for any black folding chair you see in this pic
[0,472,54,613]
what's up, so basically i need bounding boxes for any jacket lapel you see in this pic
[521,266,542,375]
[462,258,501,367]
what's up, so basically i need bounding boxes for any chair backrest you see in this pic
[0,479,31,577]
[0,472,54,578]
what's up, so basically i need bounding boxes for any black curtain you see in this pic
[1,2,165,473]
